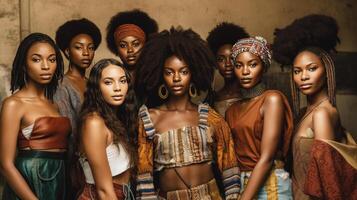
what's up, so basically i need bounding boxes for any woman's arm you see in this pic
[81,114,117,200]
[240,93,285,200]
[0,98,38,200]
[312,107,336,141]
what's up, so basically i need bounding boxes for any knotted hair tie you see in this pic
[231,36,272,68]
[114,24,146,45]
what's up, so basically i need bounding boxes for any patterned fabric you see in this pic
[159,179,222,200]
[240,168,292,200]
[231,36,272,67]
[136,104,240,200]
[304,139,357,200]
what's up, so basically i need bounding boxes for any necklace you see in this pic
[240,82,266,99]
[297,97,329,128]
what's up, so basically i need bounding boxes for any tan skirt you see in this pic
[159,179,222,200]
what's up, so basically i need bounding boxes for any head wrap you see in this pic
[114,24,146,45]
[231,36,272,68]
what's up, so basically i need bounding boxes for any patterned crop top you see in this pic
[140,104,213,171]
[136,103,241,200]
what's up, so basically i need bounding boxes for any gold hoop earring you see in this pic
[189,83,197,98]
[158,84,169,99]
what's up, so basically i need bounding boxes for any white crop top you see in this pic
[79,143,131,184]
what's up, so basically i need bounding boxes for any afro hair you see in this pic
[134,27,216,107]
[206,22,249,55]
[272,14,340,65]
[106,9,159,55]
[55,18,102,58]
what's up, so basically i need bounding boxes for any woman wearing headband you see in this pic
[226,36,293,199]
[206,22,249,117]
[273,14,357,200]
[106,9,158,80]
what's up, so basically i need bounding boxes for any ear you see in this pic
[65,48,70,58]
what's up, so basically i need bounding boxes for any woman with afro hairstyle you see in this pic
[0,33,70,200]
[134,27,240,200]
[273,14,357,200]
[54,18,102,199]
[76,59,137,200]
[225,36,294,200]
[207,22,249,117]
[106,9,158,80]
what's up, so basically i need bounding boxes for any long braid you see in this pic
[321,51,336,106]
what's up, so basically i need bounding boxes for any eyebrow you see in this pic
[164,66,189,70]
[74,42,94,45]
[103,75,127,79]
[293,62,318,68]
[31,53,56,57]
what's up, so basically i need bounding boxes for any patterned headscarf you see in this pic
[114,24,146,45]
[231,36,272,68]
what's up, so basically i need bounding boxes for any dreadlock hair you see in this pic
[206,22,249,55]
[10,32,64,100]
[290,47,336,117]
[135,27,216,108]
[55,18,102,59]
[78,58,137,166]
[272,14,340,66]
[106,9,158,55]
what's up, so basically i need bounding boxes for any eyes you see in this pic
[293,66,318,74]
[119,41,141,49]
[234,62,258,69]
[103,78,128,85]
[31,56,56,63]
[163,69,190,76]
[73,45,95,51]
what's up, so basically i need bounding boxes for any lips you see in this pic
[112,94,124,101]
[40,73,52,80]
[171,85,184,91]
[81,59,91,64]
[299,83,313,90]
[240,78,252,83]
[126,56,136,62]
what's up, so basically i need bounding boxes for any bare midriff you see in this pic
[112,168,131,185]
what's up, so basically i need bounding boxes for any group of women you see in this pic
[0,9,355,200]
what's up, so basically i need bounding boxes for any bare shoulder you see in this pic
[312,105,337,123]
[1,96,24,113]
[148,107,162,124]
[82,112,106,130]
[263,91,284,106]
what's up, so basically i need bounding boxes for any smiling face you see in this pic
[116,35,144,69]
[66,33,95,69]
[163,55,191,97]
[26,42,57,85]
[99,64,128,106]
[233,51,264,89]
[293,50,326,96]
[216,44,234,79]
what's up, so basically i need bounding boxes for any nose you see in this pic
[301,70,309,81]
[113,82,121,91]
[127,45,134,53]
[41,60,50,70]
[82,47,89,56]
[173,72,181,82]
[242,65,250,75]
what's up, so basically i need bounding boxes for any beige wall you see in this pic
[0,0,356,133]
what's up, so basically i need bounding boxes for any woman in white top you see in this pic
[76,58,137,200]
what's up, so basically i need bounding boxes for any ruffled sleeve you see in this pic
[208,107,241,199]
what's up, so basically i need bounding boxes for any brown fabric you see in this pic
[292,136,314,200]
[304,139,357,200]
[160,179,222,200]
[114,24,146,45]
[225,90,293,171]
[77,182,126,200]
[18,116,71,150]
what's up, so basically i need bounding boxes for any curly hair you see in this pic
[134,27,216,108]
[207,22,249,56]
[106,9,158,55]
[272,14,340,65]
[55,18,102,59]
[11,33,64,100]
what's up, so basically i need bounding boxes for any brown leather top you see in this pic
[226,90,293,171]
[18,116,71,150]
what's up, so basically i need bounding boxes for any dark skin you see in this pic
[234,52,285,200]
[148,55,214,193]
[64,33,95,99]
[293,51,342,141]
[0,42,62,200]
[215,44,240,101]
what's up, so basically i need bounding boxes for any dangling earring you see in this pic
[189,83,197,98]
[158,84,169,99]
